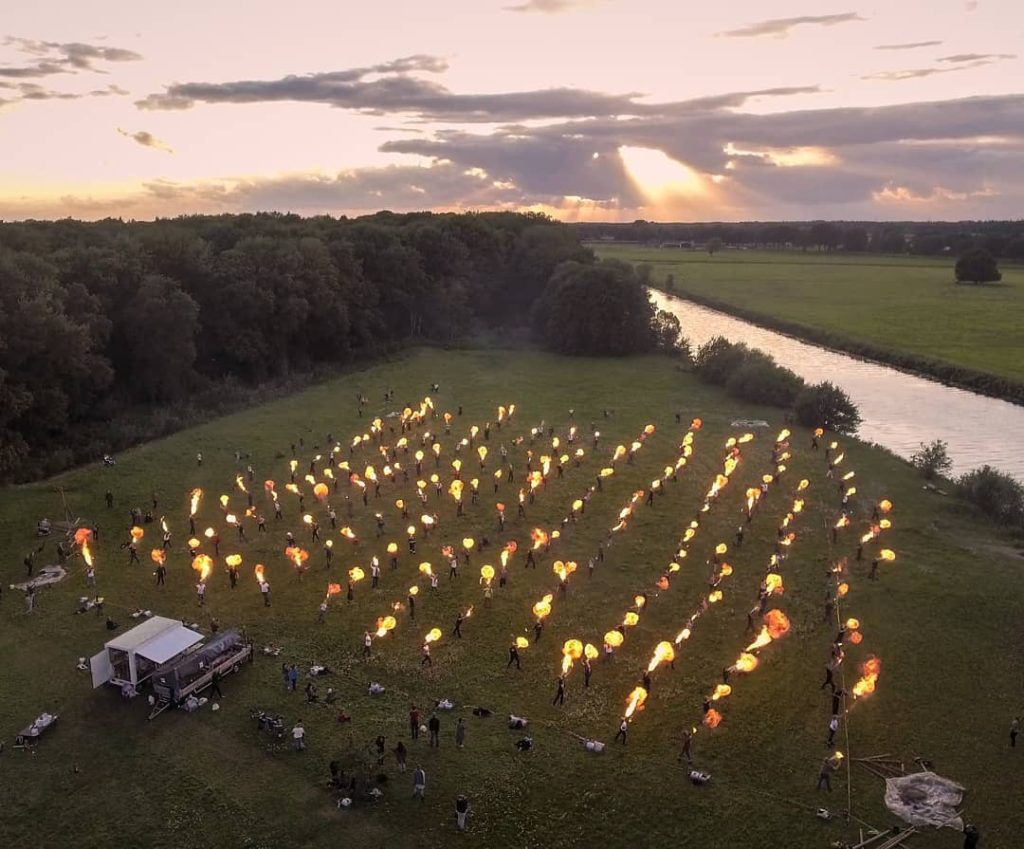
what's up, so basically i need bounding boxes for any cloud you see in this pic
[1,37,141,79]
[862,53,1014,80]
[938,52,1016,63]
[117,128,174,153]
[504,0,603,12]
[138,53,818,122]
[716,13,865,39]
[0,81,128,106]
[874,41,943,51]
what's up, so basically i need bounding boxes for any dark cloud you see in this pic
[138,53,819,123]
[117,128,174,153]
[874,41,943,51]
[1,37,141,79]
[938,52,1016,63]
[0,81,127,105]
[504,0,602,12]
[716,13,865,39]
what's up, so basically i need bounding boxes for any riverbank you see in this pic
[2,348,1020,849]
[596,246,1024,405]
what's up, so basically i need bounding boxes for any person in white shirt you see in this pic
[292,721,305,751]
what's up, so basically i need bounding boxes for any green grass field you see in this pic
[595,245,1024,385]
[2,348,1020,849]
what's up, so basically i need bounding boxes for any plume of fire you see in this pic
[850,630,863,644]
[254,564,266,583]
[285,547,309,568]
[776,429,790,443]
[703,709,723,728]
[561,639,583,674]
[530,528,549,550]
[708,590,723,603]
[219,494,230,509]
[669,561,682,572]
[191,554,213,582]
[432,443,441,458]
[738,433,754,444]
[130,526,144,542]
[516,636,529,649]
[500,549,510,568]
[327,582,341,595]
[187,536,201,549]
[879,519,892,529]
[647,641,675,672]
[656,575,670,590]
[845,487,857,498]
[622,612,640,628]
[302,514,313,526]
[449,480,464,501]
[879,549,896,562]
[323,468,334,480]
[533,594,553,619]
[762,474,773,484]
[532,468,545,488]
[765,573,784,596]
[814,427,824,437]
[480,565,495,581]
[792,499,805,514]
[204,527,215,539]
[832,452,845,466]
[264,480,276,494]
[497,405,507,422]
[852,655,882,698]
[835,516,850,529]
[711,684,732,701]
[452,459,463,475]
[81,537,95,567]
[860,530,877,544]
[745,627,773,652]
[584,643,599,659]
[604,630,624,647]
[599,467,615,478]
[613,445,626,462]
[734,653,759,673]
[285,483,300,495]
[313,482,329,500]
[720,563,733,577]
[419,562,433,577]
[845,617,860,630]
[878,499,893,513]
[424,628,442,644]
[624,686,647,718]
[349,566,365,582]
[477,446,487,464]
[150,549,166,565]
[765,609,791,639]
[630,441,642,454]
[340,527,357,541]
[189,488,203,517]
[233,474,247,495]
[633,594,647,609]
[462,537,475,551]
[386,542,399,556]
[746,488,760,513]
[715,543,728,556]
[691,418,703,430]
[409,585,419,596]
[364,465,378,484]
[225,554,242,567]
[837,582,850,597]
[74,527,93,546]
[375,616,398,637]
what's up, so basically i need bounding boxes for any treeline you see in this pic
[693,338,861,434]
[574,220,1024,260]
[0,211,591,481]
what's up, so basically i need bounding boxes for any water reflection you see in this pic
[650,290,1024,479]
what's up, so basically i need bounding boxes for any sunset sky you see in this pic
[1,0,1021,221]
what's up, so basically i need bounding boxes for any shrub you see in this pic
[793,382,861,435]
[911,440,953,480]
[957,466,1024,528]
[724,352,805,407]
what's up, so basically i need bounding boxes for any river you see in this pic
[649,289,1024,480]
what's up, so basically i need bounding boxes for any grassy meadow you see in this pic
[595,245,1024,386]
[1,348,1021,849]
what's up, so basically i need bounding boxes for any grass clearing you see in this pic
[595,245,1024,385]
[1,348,1020,849]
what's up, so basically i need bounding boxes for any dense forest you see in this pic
[0,212,601,481]
[573,219,1024,259]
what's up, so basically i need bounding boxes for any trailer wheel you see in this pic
[232,663,241,674]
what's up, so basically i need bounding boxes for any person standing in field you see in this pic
[507,642,521,670]
[615,717,628,745]
[412,765,426,800]
[455,795,469,830]
[409,705,420,740]
[394,740,408,771]
[455,718,466,749]
[292,720,305,751]
[428,714,441,747]
[1011,717,1020,748]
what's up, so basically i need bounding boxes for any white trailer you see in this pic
[90,616,203,693]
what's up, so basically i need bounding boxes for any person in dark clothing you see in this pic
[533,620,543,642]
[552,676,565,706]
[428,714,441,747]
[409,706,420,740]
[642,671,652,694]
[582,657,592,688]
[1011,717,1020,748]
[507,643,521,669]
[962,825,979,849]
[614,718,628,744]
[831,689,846,716]
[105,490,114,509]
[408,593,416,620]
[155,564,166,586]
[453,612,464,639]
[210,670,223,699]
[821,662,836,692]
[228,566,238,589]
[375,735,386,766]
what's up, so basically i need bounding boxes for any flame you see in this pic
[191,554,213,582]
[530,528,549,550]
[879,519,892,530]
[584,643,599,660]
[480,564,495,581]
[703,709,723,728]
[327,582,341,595]
[720,563,733,577]
[409,585,419,596]
[745,626,772,652]
[852,655,881,698]
[776,429,790,443]
[340,527,357,541]
[187,537,200,549]
[765,609,791,639]
[647,641,675,672]
[850,631,864,644]
[285,546,309,568]
[691,418,703,429]
[835,516,850,529]
[622,611,639,627]
[624,686,647,718]
[462,537,475,551]
[711,684,732,701]
[879,549,896,562]
[634,594,646,609]
[419,562,433,577]
[254,563,266,582]
[878,499,893,513]
[424,628,442,644]
[845,617,860,630]
[604,630,624,647]
[734,652,758,673]
[225,514,238,525]
[189,488,203,517]
[533,594,553,619]
[375,615,398,637]
[150,549,166,565]
[313,482,329,500]
[765,573,784,595]
[708,590,723,603]
[674,628,691,644]
[387,542,399,555]
[656,576,670,590]
[837,582,850,597]
[130,526,144,542]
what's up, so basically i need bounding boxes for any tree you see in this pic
[841,227,869,252]
[532,259,658,355]
[793,382,861,435]
[957,466,1024,528]
[706,237,723,256]
[911,440,953,480]
[954,248,1002,285]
